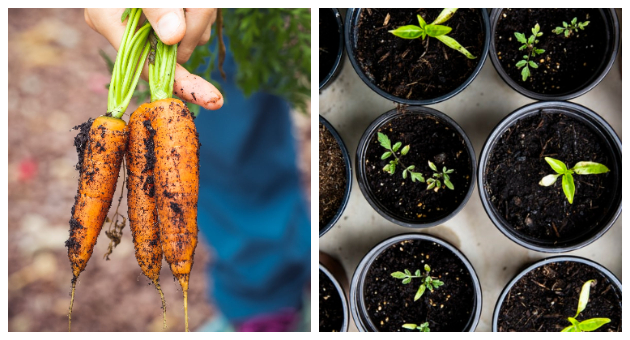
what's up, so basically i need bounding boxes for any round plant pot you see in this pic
[493,256,622,332]
[478,101,622,252]
[319,115,352,237]
[356,106,476,228]
[350,233,482,332]
[345,8,490,105]
[320,8,345,90]
[320,261,350,332]
[489,8,619,100]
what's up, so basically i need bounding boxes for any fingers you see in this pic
[177,8,216,64]
[85,8,127,50]
[173,64,224,110]
[142,8,186,45]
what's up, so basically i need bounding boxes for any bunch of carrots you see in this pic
[66,9,199,332]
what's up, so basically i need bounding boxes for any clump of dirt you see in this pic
[319,123,347,230]
[72,118,94,171]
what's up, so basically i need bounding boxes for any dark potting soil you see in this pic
[495,9,607,95]
[320,270,344,332]
[319,123,347,230]
[498,261,622,332]
[355,9,484,100]
[364,239,475,332]
[320,8,341,84]
[485,112,614,243]
[365,113,471,223]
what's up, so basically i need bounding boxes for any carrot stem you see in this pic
[184,290,189,332]
[68,278,76,332]
[153,279,167,329]
[149,37,178,102]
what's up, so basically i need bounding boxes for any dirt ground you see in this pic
[7,8,311,332]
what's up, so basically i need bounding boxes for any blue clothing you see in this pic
[194,40,310,321]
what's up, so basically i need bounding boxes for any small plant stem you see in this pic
[149,38,178,102]
[68,278,76,332]
[153,279,167,329]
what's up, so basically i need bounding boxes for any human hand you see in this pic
[85,8,223,110]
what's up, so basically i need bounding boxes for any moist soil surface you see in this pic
[319,270,344,332]
[495,9,607,95]
[319,123,347,230]
[498,261,622,332]
[364,239,475,332]
[355,9,484,100]
[320,9,341,84]
[485,111,615,243]
[365,113,472,223]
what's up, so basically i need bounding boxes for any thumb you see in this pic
[142,8,186,45]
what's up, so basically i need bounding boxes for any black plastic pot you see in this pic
[356,106,476,228]
[345,8,490,105]
[319,8,345,90]
[489,8,620,101]
[319,115,352,237]
[320,263,350,332]
[492,255,622,332]
[478,101,622,252]
[350,233,482,332]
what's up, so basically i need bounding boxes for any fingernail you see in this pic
[157,12,181,42]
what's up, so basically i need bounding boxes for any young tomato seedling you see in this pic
[561,280,611,332]
[514,24,546,81]
[553,17,590,38]
[391,264,444,301]
[388,8,476,59]
[378,132,425,183]
[426,161,454,192]
[539,157,610,204]
[402,322,430,332]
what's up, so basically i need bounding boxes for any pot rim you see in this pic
[319,8,345,90]
[488,8,620,101]
[477,101,622,252]
[344,8,490,105]
[319,115,353,237]
[349,233,483,332]
[320,263,350,332]
[356,106,476,228]
[492,255,622,332]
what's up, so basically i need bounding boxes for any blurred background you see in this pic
[7,8,310,332]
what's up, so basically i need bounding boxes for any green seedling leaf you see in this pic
[425,24,452,37]
[563,172,575,204]
[411,172,424,183]
[393,142,402,152]
[529,60,538,68]
[401,145,410,155]
[381,151,392,160]
[553,27,565,34]
[577,318,611,332]
[545,157,568,174]
[415,269,421,276]
[561,325,579,332]
[444,177,454,190]
[572,162,610,175]
[378,132,391,149]
[383,164,391,173]
[432,8,458,25]
[521,65,530,81]
[576,280,595,317]
[404,269,411,275]
[539,174,561,186]
[427,181,436,190]
[434,34,476,59]
[121,8,131,22]
[565,30,570,38]
[428,161,437,171]
[424,264,430,272]
[433,280,444,288]
[414,284,426,301]
[418,322,430,332]
[417,15,427,29]
[514,32,527,44]
[391,271,407,279]
[407,165,415,171]
[402,323,418,330]
[571,17,578,25]
[403,169,408,179]
[389,25,424,39]
[446,169,454,174]
[563,21,569,28]
[535,48,545,54]
[402,277,411,284]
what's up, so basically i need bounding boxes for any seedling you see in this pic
[391,264,444,301]
[553,17,590,38]
[402,322,430,332]
[378,132,425,183]
[388,8,476,59]
[561,280,611,332]
[426,161,454,192]
[539,157,610,204]
[514,24,546,81]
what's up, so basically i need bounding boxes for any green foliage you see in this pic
[184,9,311,113]
[389,8,475,59]
[539,157,610,204]
[426,161,454,192]
[391,264,445,302]
[402,322,430,332]
[514,24,545,81]
[378,133,424,183]
[560,280,611,332]
[553,17,590,38]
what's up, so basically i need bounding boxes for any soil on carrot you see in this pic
[355,9,484,100]
[485,112,615,243]
[365,113,472,223]
[364,239,475,332]
[495,8,607,95]
[320,270,344,332]
[498,261,622,332]
[319,123,347,230]
[320,9,341,84]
